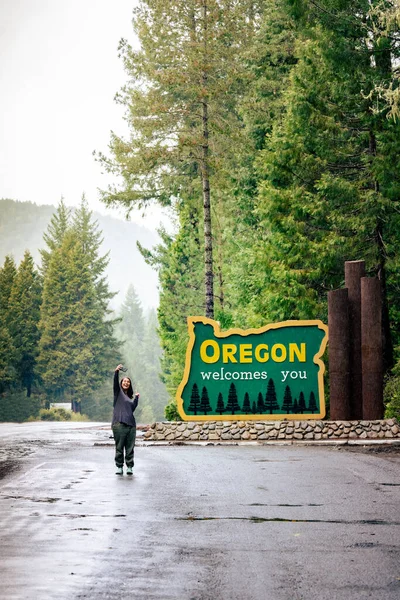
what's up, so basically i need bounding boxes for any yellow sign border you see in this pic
[176,317,329,421]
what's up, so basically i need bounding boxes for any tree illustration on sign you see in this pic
[216,392,225,415]
[298,391,306,414]
[293,397,299,413]
[188,383,200,415]
[282,385,293,413]
[242,392,251,414]
[226,382,240,415]
[257,391,265,413]
[309,391,318,414]
[251,400,257,414]
[200,386,212,415]
[265,378,279,414]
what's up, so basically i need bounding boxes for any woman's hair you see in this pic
[121,377,134,399]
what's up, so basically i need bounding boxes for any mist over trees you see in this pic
[0,199,168,422]
[0,198,159,310]
[113,284,169,422]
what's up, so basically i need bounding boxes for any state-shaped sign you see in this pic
[177,317,328,421]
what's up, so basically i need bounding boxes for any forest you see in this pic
[1,0,400,422]
[0,198,168,422]
[96,0,400,421]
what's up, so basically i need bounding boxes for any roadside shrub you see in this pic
[164,399,182,421]
[70,412,89,422]
[37,408,89,421]
[0,391,42,422]
[384,375,400,422]
[39,407,72,421]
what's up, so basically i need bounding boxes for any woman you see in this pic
[112,364,139,475]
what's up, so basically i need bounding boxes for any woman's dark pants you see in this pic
[112,422,136,468]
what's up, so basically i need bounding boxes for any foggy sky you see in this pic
[0,0,168,230]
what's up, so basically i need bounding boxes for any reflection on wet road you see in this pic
[0,423,399,600]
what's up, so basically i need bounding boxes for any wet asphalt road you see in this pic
[0,423,399,600]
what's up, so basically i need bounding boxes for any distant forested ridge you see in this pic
[0,198,159,308]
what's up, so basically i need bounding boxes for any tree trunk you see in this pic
[201,0,214,319]
[376,223,394,374]
[369,130,394,374]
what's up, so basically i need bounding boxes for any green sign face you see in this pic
[177,317,328,421]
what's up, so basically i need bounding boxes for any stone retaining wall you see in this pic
[143,418,400,443]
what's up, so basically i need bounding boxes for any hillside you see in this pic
[0,199,160,308]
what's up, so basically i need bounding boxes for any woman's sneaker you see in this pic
[126,467,133,475]
[115,467,123,475]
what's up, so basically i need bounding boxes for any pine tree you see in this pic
[188,383,201,415]
[8,252,42,396]
[98,0,263,318]
[40,198,71,273]
[114,284,147,418]
[37,231,117,411]
[119,284,145,344]
[282,385,293,414]
[257,391,265,413]
[139,207,204,404]
[71,196,116,310]
[308,391,318,414]
[242,392,251,414]
[226,383,240,415]
[251,400,257,414]
[293,397,299,414]
[252,0,400,369]
[216,392,225,415]
[0,256,17,390]
[0,255,17,313]
[139,309,169,420]
[298,392,306,414]
[200,386,212,415]
[265,378,279,414]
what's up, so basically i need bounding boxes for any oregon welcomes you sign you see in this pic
[177,317,328,421]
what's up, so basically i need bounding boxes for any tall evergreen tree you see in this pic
[71,196,115,310]
[8,252,42,396]
[139,208,204,403]
[37,231,117,411]
[119,284,145,344]
[140,309,169,420]
[253,0,400,370]
[40,198,71,273]
[98,0,263,318]
[0,255,17,314]
[0,256,17,391]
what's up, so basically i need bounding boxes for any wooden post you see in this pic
[344,260,365,419]
[328,288,351,420]
[361,277,384,420]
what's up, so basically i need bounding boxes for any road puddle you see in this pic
[177,516,400,525]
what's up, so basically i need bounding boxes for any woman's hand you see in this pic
[115,364,123,371]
